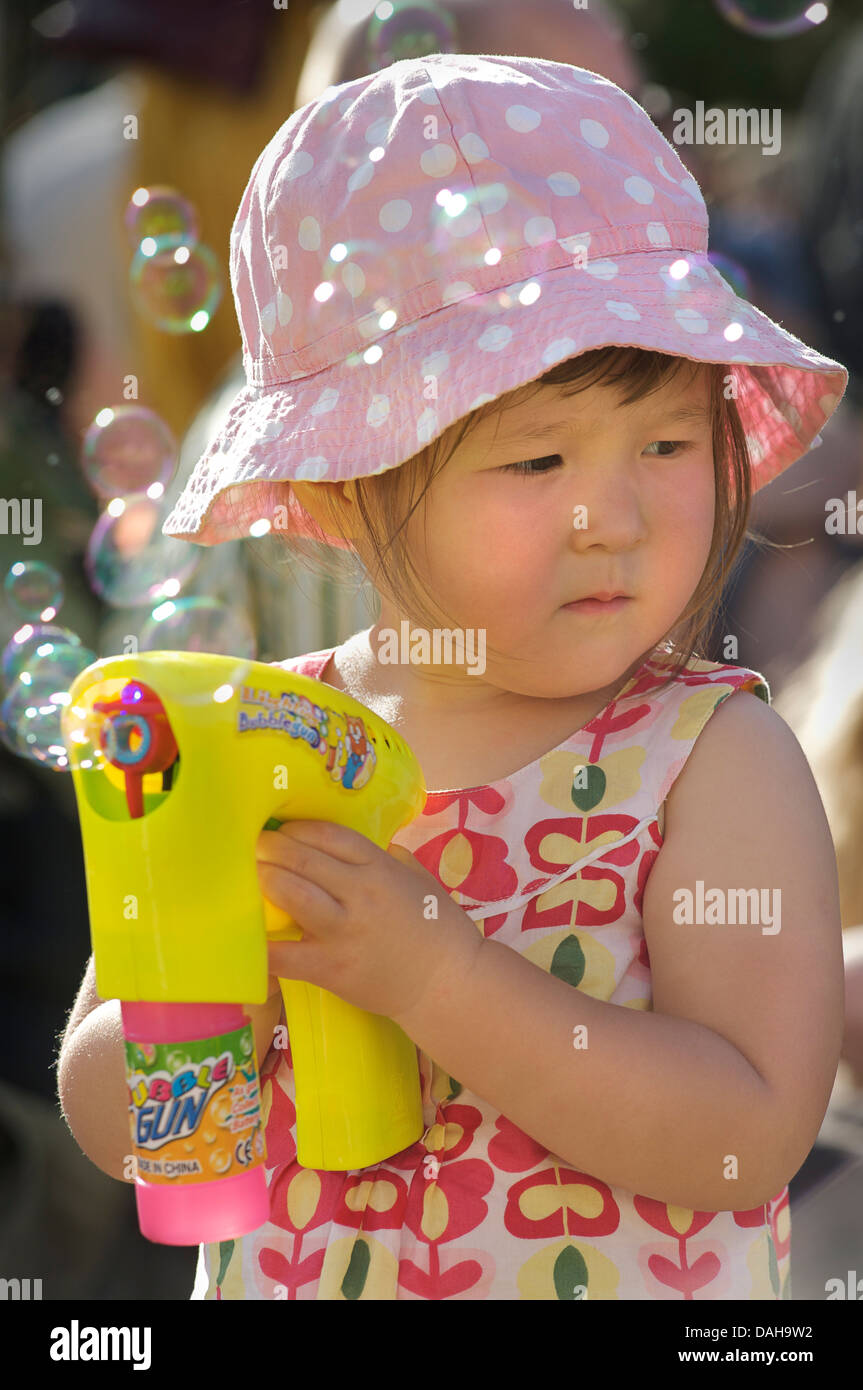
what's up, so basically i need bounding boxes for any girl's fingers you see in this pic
[258,860,342,927]
[267,939,325,986]
[256,827,356,904]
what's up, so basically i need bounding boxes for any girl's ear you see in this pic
[291,478,358,540]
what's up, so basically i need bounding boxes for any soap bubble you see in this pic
[138,596,257,658]
[130,234,223,334]
[1,643,97,769]
[365,1,459,69]
[3,561,63,620]
[84,496,200,608]
[81,405,178,500]
[2,623,83,688]
[124,185,199,250]
[712,1,830,38]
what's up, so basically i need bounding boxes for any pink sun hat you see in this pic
[161,52,849,550]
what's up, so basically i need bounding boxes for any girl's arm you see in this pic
[391,692,845,1211]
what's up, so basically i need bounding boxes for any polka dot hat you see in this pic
[161,52,849,549]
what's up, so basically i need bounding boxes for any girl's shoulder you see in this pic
[661,656,814,823]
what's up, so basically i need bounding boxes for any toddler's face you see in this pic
[399,364,716,699]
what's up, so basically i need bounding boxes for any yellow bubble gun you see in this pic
[61,650,427,1246]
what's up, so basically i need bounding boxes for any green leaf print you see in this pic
[550,934,586,988]
[554,1244,590,1300]
[216,1240,235,1287]
[341,1238,371,1299]
[571,762,606,811]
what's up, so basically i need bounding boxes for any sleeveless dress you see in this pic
[192,646,791,1300]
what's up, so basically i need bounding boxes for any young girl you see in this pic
[61,54,850,1300]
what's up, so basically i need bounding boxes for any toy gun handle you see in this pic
[262,820,423,1171]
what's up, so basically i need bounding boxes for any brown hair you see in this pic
[261,346,755,687]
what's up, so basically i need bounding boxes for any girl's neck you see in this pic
[319,629,647,793]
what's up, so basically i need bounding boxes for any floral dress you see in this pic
[192,645,791,1300]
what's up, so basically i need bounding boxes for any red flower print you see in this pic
[505,1167,621,1239]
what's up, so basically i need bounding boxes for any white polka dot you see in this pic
[777,402,801,431]
[417,408,438,446]
[356,313,381,343]
[447,204,483,238]
[467,392,498,410]
[646,222,671,247]
[524,216,557,246]
[654,155,679,184]
[547,171,581,197]
[310,388,339,416]
[745,434,765,464]
[423,351,449,375]
[541,337,578,365]
[347,161,375,193]
[624,176,655,205]
[675,307,709,333]
[580,119,609,148]
[298,217,320,251]
[283,150,313,179]
[420,143,457,177]
[379,199,413,233]
[365,117,391,146]
[458,131,489,163]
[680,176,702,202]
[558,232,592,257]
[441,281,476,306]
[605,300,641,321]
[276,290,292,326]
[342,263,365,297]
[505,104,541,132]
[260,419,285,442]
[584,259,618,280]
[477,325,514,352]
[261,300,276,336]
[294,457,329,480]
[419,84,442,106]
[819,393,838,415]
[367,395,390,428]
[478,183,508,215]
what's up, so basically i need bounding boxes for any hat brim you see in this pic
[162,247,848,546]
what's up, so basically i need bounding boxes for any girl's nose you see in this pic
[566,474,648,549]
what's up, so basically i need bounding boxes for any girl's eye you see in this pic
[502,441,691,475]
[643,440,690,458]
[501,455,563,475]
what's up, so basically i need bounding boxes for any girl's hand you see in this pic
[255,819,483,1021]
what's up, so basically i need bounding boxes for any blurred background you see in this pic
[1,0,863,1300]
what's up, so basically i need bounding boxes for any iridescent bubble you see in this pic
[365,0,460,71]
[712,0,830,38]
[2,623,82,688]
[138,596,257,658]
[81,405,178,501]
[84,496,200,608]
[708,251,753,299]
[1,643,97,769]
[124,185,199,250]
[130,234,223,334]
[4,561,64,620]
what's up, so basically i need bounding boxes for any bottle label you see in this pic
[124,1024,266,1186]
